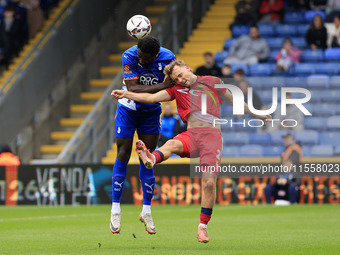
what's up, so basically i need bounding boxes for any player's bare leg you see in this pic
[136,134,159,234]
[197,171,217,243]
[110,138,133,234]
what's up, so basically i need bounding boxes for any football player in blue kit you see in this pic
[110,36,176,235]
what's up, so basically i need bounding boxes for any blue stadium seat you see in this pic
[315,63,339,75]
[334,146,340,155]
[249,133,271,145]
[249,64,273,76]
[301,49,324,62]
[284,11,305,24]
[320,90,340,103]
[284,77,307,87]
[266,38,284,50]
[263,146,284,156]
[319,132,340,146]
[310,145,333,156]
[269,50,279,62]
[324,48,340,62]
[271,130,293,145]
[261,89,281,104]
[215,51,229,68]
[305,10,326,22]
[294,63,316,75]
[307,75,330,89]
[326,116,340,130]
[231,64,249,75]
[302,146,311,156]
[295,130,319,145]
[233,118,256,132]
[258,24,275,37]
[239,145,263,157]
[232,25,250,38]
[223,132,249,145]
[260,76,285,88]
[304,117,326,131]
[297,24,310,36]
[276,24,297,37]
[330,76,340,89]
[312,103,337,116]
[222,146,239,157]
[291,37,308,49]
[224,39,234,50]
[245,77,263,88]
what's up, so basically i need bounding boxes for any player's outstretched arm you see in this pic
[111,89,171,104]
[125,76,174,93]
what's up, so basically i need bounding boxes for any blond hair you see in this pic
[164,59,188,76]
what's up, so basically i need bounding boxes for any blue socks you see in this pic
[139,163,155,205]
[112,159,128,203]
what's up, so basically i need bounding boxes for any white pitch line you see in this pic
[0,213,105,223]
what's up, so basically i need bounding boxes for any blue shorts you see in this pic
[114,103,162,138]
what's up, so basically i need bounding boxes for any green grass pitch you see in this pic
[0,205,339,255]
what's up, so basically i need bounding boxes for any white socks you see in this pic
[199,223,207,229]
[142,204,151,215]
[111,202,121,214]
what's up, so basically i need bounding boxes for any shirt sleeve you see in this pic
[165,87,176,101]
[122,53,139,81]
[214,78,227,95]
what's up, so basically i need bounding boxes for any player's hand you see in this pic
[163,76,175,88]
[255,114,272,125]
[111,90,125,99]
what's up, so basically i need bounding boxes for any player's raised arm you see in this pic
[125,76,174,93]
[111,89,171,104]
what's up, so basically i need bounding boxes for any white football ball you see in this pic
[126,15,152,39]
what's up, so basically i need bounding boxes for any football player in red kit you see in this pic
[111,59,271,243]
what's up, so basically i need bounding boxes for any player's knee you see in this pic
[203,178,215,192]
[117,148,131,162]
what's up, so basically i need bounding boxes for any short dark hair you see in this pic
[234,68,245,76]
[203,52,213,57]
[4,6,14,12]
[223,64,231,68]
[0,144,12,153]
[138,36,160,56]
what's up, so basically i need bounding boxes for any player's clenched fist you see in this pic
[111,90,125,99]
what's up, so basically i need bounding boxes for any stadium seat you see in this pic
[249,133,271,145]
[301,49,324,62]
[326,116,340,130]
[223,132,249,145]
[305,10,326,22]
[320,90,340,103]
[330,76,340,89]
[276,24,297,37]
[258,24,275,37]
[296,24,310,36]
[263,146,284,156]
[284,77,307,87]
[249,64,273,76]
[319,132,340,146]
[215,51,229,68]
[294,63,316,75]
[302,146,311,156]
[266,38,284,50]
[269,50,279,63]
[223,39,234,50]
[334,146,340,155]
[315,63,339,75]
[239,145,263,157]
[231,64,249,75]
[284,11,305,24]
[260,76,285,88]
[306,75,330,89]
[295,130,319,145]
[271,130,293,145]
[312,103,337,116]
[260,89,281,104]
[291,37,308,49]
[232,25,250,38]
[324,48,340,62]
[310,145,333,156]
[222,146,239,157]
[304,117,326,131]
